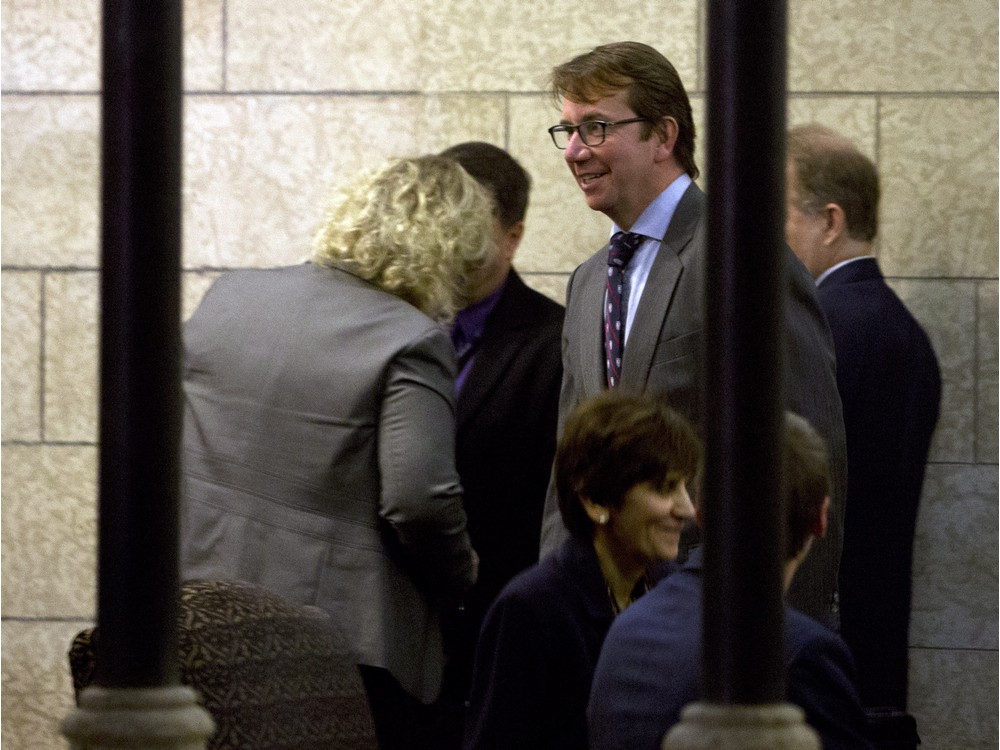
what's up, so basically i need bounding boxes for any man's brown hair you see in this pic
[550,41,699,179]
[783,411,831,560]
[787,124,880,242]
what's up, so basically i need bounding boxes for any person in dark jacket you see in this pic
[589,413,872,750]
[786,124,941,724]
[464,391,702,750]
[435,143,565,727]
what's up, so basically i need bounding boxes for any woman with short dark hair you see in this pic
[464,390,702,750]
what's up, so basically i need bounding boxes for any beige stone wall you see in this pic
[2,1,996,748]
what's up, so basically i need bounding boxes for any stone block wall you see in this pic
[2,1,996,747]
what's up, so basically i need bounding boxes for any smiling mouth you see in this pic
[578,172,607,187]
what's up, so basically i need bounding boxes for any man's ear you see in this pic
[654,116,680,160]
[822,204,848,246]
[502,220,525,262]
[812,496,830,539]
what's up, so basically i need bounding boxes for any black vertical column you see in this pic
[701,0,788,704]
[96,0,184,688]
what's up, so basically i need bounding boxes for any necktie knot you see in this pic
[608,232,643,268]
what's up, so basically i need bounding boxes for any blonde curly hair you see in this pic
[312,155,495,322]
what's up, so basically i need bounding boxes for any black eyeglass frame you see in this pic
[547,117,650,149]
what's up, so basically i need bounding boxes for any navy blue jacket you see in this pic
[818,258,941,709]
[464,537,614,750]
[589,548,872,750]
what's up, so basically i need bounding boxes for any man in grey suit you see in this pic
[538,41,848,627]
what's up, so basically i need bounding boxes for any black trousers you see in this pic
[358,665,464,750]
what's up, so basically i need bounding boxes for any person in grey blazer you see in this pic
[538,41,848,628]
[180,155,493,750]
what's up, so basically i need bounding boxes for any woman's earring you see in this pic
[598,513,609,525]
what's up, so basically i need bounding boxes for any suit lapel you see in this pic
[621,183,705,390]
[456,272,530,429]
[574,252,613,396]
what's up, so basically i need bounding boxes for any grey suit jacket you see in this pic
[180,262,476,702]
[540,182,847,626]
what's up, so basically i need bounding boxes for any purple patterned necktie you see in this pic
[604,231,644,388]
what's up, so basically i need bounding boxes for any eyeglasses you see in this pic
[547,117,649,149]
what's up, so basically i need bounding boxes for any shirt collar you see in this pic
[815,255,875,287]
[611,173,693,242]
[453,274,507,343]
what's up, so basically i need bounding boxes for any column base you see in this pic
[663,701,820,750]
[61,685,215,750]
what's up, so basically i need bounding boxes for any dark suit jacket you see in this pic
[540,182,848,626]
[180,263,476,703]
[818,258,941,709]
[464,537,614,750]
[589,548,872,750]
[447,270,564,694]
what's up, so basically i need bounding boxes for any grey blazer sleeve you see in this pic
[539,267,584,557]
[782,249,848,625]
[378,325,477,594]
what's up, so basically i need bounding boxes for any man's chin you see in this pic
[582,192,610,215]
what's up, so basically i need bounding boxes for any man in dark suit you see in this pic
[436,142,564,724]
[786,124,941,720]
[588,413,872,750]
[538,41,848,628]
